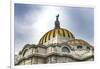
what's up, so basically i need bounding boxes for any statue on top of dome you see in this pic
[55,14,60,28]
[56,14,59,21]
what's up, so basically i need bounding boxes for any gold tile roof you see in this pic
[39,28,75,45]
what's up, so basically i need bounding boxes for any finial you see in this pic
[55,14,60,28]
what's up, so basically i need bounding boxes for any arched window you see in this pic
[23,49,28,56]
[62,47,70,53]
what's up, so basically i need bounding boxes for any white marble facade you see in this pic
[15,41,94,65]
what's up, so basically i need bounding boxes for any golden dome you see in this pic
[39,28,75,45]
[38,14,75,45]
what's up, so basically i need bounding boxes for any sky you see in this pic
[14,4,94,54]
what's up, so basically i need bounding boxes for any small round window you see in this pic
[62,47,70,53]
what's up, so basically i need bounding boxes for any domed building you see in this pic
[39,14,75,46]
[15,15,94,65]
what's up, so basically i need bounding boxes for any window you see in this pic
[77,45,83,49]
[87,46,90,50]
[62,47,70,53]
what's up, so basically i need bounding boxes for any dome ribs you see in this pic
[44,33,48,42]
[48,31,51,40]
[53,29,55,37]
[61,29,65,37]
[67,30,70,38]
[58,29,61,35]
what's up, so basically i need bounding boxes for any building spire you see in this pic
[55,14,60,28]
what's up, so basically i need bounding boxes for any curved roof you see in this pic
[38,14,75,45]
[39,28,75,45]
[67,39,91,46]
